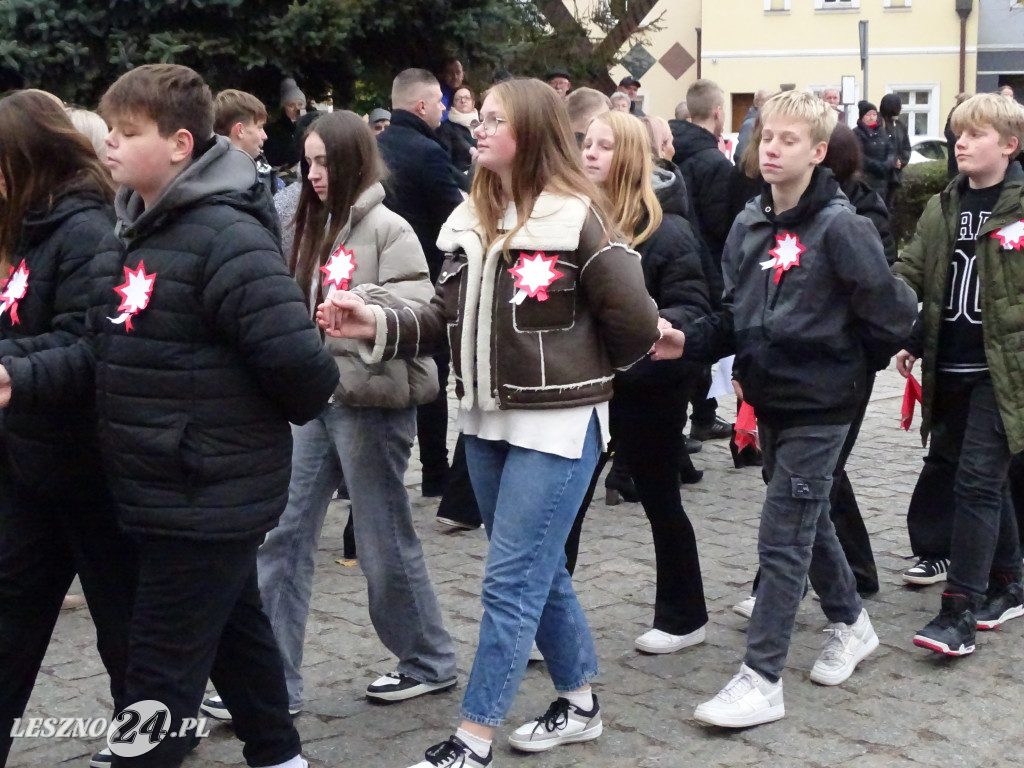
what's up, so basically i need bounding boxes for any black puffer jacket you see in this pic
[669,119,735,269]
[0,188,113,487]
[684,167,917,427]
[437,119,476,176]
[377,110,465,280]
[615,166,710,391]
[854,120,896,197]
[5,138,339,540]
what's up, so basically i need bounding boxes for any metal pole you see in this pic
[859,20,869,103]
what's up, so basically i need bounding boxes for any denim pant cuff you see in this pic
[552,668,599,694]
[459,711,506,728]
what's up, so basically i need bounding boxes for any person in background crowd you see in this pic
[617,76,645,117]
[879,93,911,212]
[610,92,631,114]
[264,77,306,170]
[945,92,972,180]
[65,107,109,161]
[566,87,611,146]
[213,89,278,196]
[546,68,572,100]
[438,86,479,176]
[735,89,770,162]
[369,108,391,136]
[438,57,464,122]
[853,100,897,199]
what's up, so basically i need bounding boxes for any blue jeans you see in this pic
[745,422,862,683]
[459,414,601,727]
[257,404,456,709]
[946,378,1022,603]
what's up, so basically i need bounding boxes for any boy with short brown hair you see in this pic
[896,93,1024,656]
[684,90,917,727]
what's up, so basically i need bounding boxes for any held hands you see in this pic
[315,290,377,340]
[650,317,685,361]
[0,364,10,409]
[894,349,917,378]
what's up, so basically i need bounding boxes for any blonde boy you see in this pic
[683,91,917,727]
[895,94,1024,656]
[214,89,268,159]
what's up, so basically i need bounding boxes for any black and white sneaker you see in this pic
[89,748,112,768]
[366,672,457,703]
[914,592,976,656]
[407,736,492,768]
[508,695,602,752]
[199,694,300,722]
[976,579,1024,630]
[903,557,949,585]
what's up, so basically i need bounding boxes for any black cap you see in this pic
[545,68,571,82]
[619,76,641,88]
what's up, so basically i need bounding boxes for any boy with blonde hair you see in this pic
[896,93,1024,656]
[684,90,917,727]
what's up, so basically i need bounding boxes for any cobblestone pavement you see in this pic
[10,367,1023,768]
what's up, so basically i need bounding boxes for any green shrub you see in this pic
[892,160,949,249]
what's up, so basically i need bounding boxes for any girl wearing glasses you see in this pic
[318,78,683,768]
[580,110,711,655]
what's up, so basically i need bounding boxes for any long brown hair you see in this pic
[590,111,662,248]
[0,90,113,272]
[290,110,386,301]
[469,79,613,257]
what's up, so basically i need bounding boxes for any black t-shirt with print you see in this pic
[936,182,1003,374]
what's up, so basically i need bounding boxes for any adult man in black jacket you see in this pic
[377,69,466,495]
[670,78,735,440]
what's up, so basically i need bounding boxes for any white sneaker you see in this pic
[809,608,879,686]
[635,626,706,654]
[508,695,602,752]
[406,736,492,767]
[733,595,756,618]
[694,664,784,728]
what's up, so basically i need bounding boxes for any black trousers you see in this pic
[435,434,482,526]
[110,535,300,768]
[417,353,451,482]
[0,463,136,766]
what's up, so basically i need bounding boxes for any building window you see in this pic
[764,0,791,10]
[889,85,939,138]
[814,0,860,9]
[883,0,912,7]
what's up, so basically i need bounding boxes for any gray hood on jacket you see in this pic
[114,136,258,237]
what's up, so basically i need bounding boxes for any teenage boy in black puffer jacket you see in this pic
[1,65,338,768]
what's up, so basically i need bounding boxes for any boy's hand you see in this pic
[0,364,10,408]
[650,318,685,360]
[732,379,744,401]
[894,349,916,378]
[316,290,377,339]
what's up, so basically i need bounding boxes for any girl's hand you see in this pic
[316,290,377,339]
[650,320,685,361]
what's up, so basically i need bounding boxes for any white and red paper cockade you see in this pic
[108,261,157,332]
[321,245,357,291]
[0,260,30,325]
[760,232,806,284]
[508,251,564,304]
[992,219,1024,251]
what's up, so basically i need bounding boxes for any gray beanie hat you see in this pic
[280,78,306,107]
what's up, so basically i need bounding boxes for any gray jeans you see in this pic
[257,403,456,709]
[745,422,861,683]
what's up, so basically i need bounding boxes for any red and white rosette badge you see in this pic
[508,251,564,305]
[992,219,1024,251]
[0,259,30,325]
[760,232,806,284]
[108,261,157,332]
[321,245,357,291]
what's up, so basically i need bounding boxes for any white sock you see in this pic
[455,728,492,757]
[262,756,306,768]
[563,687,594,711]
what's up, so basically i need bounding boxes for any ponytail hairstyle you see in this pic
[590,110,662,248]
[290,110,386,301]
[0,90,113,274]
[469,78,615,259]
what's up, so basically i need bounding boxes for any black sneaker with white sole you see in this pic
[406,736,492,768]
[976,579,1024,630]
[91,734,201,767]
[903,557,949,585]
[366,672,457,703]
[199,694,300,723]
[913,592,976,656]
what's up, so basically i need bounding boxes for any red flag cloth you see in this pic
[734,401,758,451]
[901,374,922,431]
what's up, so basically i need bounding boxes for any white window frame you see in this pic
[815,0,860,9]
[883,0,912,8]
[887,83,940,138]
[763,0,791,11]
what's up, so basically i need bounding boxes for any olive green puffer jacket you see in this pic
[894,163,1024,452]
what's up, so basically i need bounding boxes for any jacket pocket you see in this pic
[512,282,576,332]
[436,252,468,324]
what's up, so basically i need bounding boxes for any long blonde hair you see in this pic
[590,111,661,248]
[469,79,613,258]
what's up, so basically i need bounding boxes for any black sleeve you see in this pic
[645,216,711,329]
[420,145,466,233]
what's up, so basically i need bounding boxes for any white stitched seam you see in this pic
[502,375,613,392]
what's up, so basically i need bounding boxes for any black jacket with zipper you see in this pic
[683,166,917,427]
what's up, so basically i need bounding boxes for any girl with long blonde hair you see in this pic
[319,78,683,768]
[581,109,712,655]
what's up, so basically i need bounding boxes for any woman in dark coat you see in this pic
[854,100,897,199]
[879,93,911,211]
[437,85,479,178]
